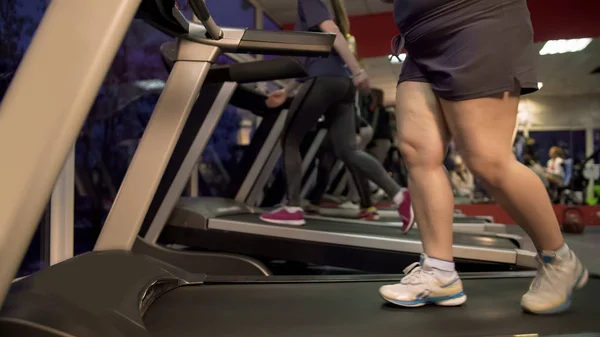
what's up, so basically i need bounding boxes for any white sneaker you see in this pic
[521,250,588,314]
[379,256,466,307]
[338,201,360,210]
[372,188,386,204]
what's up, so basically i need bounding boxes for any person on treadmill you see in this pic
[545,146,566,187]
[379,0,588,314]
[259,0,414,229]
[306,115,380,220]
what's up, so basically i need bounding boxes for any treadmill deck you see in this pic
[212,213,516,249]
[145,276,600,337]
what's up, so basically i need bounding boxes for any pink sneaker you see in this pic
[397,189,415,233]
[260,207,305,226]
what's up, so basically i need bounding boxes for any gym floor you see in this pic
[508,226,600,274]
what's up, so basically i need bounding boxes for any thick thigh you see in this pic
[440,92,519,176]
[396,81,450,167]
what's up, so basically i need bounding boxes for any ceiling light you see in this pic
[388,53,406,64]
[539,38,592,55]
[135,79,165,90]
[537,82,543,89]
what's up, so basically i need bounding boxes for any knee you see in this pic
[462,153,512,188]
[398,141,445,170]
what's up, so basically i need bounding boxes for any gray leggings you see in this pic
[345,125,373,203]
[283,76,401,207]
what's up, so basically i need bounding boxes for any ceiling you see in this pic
[363,39,600,106]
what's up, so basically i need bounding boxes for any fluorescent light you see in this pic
[135,79,165,90]
[388,53,407,64]
[537,82,543,89]
[539,38,592,55]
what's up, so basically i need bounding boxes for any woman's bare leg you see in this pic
[380,82,466,307]
[440,91,588,314]
[396,81,453,260]
[440,91,563,251]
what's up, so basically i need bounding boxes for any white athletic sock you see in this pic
[285,206,304,213]
[553,243,572,260]
[393,188,406,205]
[423,255,457,281]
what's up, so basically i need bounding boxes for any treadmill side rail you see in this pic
[0,251,198,337]
[171,197,259,230]
[515,249,538,268]
[132,237,271,276]
[207,217,521,265]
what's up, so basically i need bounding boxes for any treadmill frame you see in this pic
[0,0,143,305]
[124,39,536,272]
[1,251,598,336]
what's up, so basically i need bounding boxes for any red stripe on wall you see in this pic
[282,0,600,58]
[455,204,600,227]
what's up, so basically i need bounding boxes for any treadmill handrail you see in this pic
[188,0,223,40]
[172,7,335,57]
[205,57,307,84]
[161,41,307,83]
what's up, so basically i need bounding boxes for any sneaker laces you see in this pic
[400,262,430,284]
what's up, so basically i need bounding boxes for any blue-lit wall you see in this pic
[207,0,255,28]
[529,130,586,164]
[263,12,281,31]
[262,12,282,61]
[0,0,258,276]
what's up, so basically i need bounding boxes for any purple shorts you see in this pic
[393,0,538,101]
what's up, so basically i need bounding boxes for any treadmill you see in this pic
[130,42,313,276]
[133,67,531,271]
[1,1,599,336]
[134,50,527,273]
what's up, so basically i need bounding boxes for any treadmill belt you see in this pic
[220,213,517,249]
[321,211,489,223]
[453,217,491,224]
[145,277,600,337]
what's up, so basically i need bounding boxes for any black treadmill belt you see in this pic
[220,213,517,249]
[320,207,489,223]
[144,277,600,337]
[453,217,490,224]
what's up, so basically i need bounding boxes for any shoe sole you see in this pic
[521,267,589,314]
[381,292,467,308]
[259,217,305,226]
